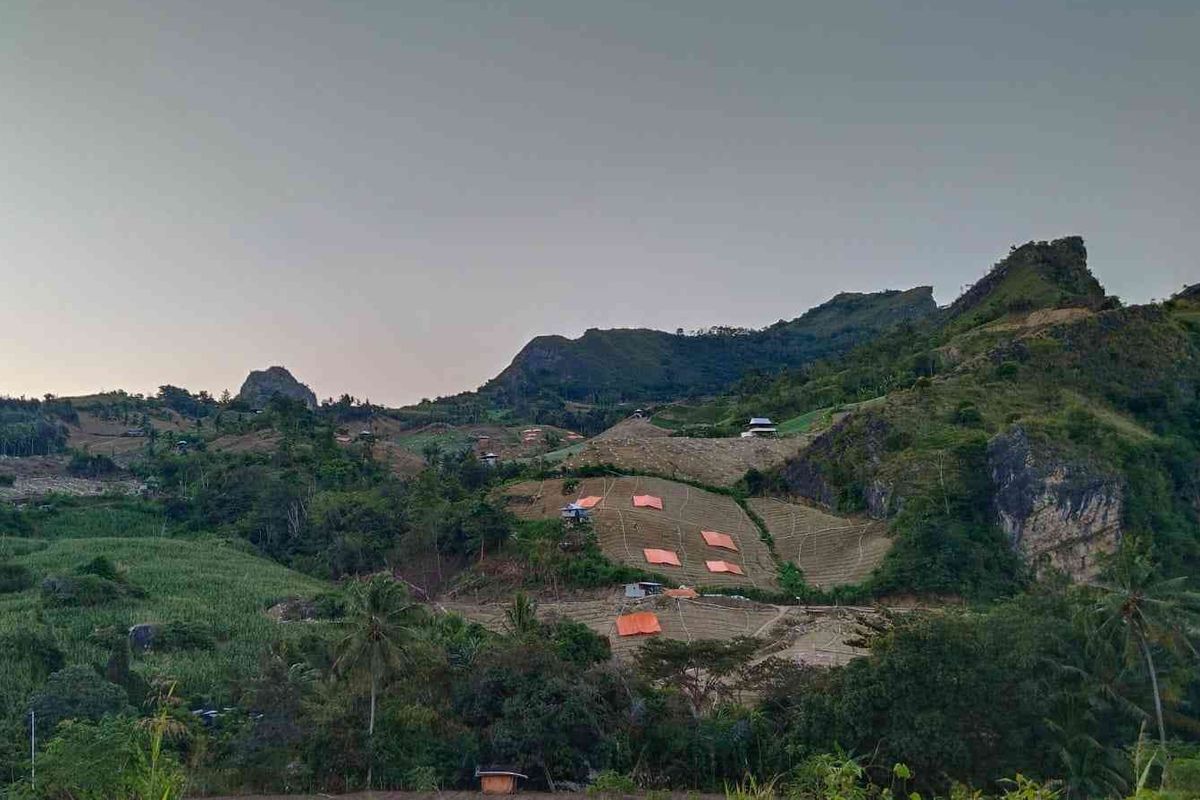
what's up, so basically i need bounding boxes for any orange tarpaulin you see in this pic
[706,560,745,575]
[644,548,681,566]
[576,496,603,509]
[616,611,662,636]
[664,587,699,598]
[701,530,738,551]
[632,495,663,510]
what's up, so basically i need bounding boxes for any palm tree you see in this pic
[1090,554,1200,755]
[504,591,540,636]
[333,574,415,787]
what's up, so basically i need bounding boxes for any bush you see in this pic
[588,770,637,796]
[550,617,611,666]
[67,451,119,477]
[77,555,121,581]
[40,574,141,606]
[0,562,33,593]
[0,472,14,487]
[155,620,217,652]
[28,665,131,731]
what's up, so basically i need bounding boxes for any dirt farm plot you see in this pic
[441,593,870,665]
[563,434,809,488]
[748,497,891,588]
[504,477,779,590]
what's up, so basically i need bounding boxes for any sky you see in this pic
[2,1,1197,405]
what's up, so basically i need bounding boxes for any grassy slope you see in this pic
[0,517,330,712]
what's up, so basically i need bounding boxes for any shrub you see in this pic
[28,665,131,731]
[77,554,121,581]
[0,473,14,487]
[40,574,141,606]
[67,451,119,477]
[0,562,33,593]
[155,620,217,652]
[588,770,637,796]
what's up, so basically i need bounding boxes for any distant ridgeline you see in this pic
[724,237,1200,592]
[399,286,936,432]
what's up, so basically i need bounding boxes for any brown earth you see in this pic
[748,497,891,588]
[0,455,140,500]
[591,417,673,441]
[210,430,283,454]
[564,433,811,488]
[441,591,873,667]
[503,477,778,590]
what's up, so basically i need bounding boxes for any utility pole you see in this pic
[29,709,35,790]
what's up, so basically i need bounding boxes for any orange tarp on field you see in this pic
[705,560,745,575]
[616,611,662,636]
[701,530,738,551]
[664,587,699,598]
[576,496,603,509]
[644,548,681,566]
[632,495,663,510]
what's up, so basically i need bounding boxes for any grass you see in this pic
[521,442,586,464]
[392,427,475,456]
[776,407,832,436]
[0,535,331,710]
[24,498,185,540]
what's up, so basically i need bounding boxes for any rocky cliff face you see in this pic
[987,426,1122,580]
[237,366,318,411]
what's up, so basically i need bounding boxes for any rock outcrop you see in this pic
[987,426,1121,580]
[237,366,317,411]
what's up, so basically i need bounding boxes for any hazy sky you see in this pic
[2,1,1197,405]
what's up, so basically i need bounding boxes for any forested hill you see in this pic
[482,286,936,405]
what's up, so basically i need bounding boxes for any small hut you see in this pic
[480,452,499,468]
[560,502,591,523]
[476,767,528,795]
[623,581,664,599]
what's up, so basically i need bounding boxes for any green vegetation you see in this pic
[1,238,1199,798]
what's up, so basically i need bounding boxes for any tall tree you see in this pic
[1090,554,1200,756]
[333,575,415,788]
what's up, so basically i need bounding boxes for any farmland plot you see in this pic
[748,497,890,588]
[504,477,778,590]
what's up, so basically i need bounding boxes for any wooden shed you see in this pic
[476,767,528,795]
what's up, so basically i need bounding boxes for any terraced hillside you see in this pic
[563,431,811,487]
[748,497,891,587]
[442,592,870,666]
[504,476,779,589]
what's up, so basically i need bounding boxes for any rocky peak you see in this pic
[237,366,318,411]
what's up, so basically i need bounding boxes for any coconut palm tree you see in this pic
[504,591,540,637]
[333,574,415,787]
[1090,554,1200,756]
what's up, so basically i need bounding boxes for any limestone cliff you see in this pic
[987,426,1122,580]
[237,366,318,411]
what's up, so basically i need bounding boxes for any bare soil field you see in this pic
[0,455,140,500]
[591,416,673,441]
[441,592,872,666]
[748,497,890,588]
[210,430,283,454]
[503,477,778,590]
[564,433,810,488]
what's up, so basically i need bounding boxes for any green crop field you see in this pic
[776,406,832,436]
[0,531,331,712]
